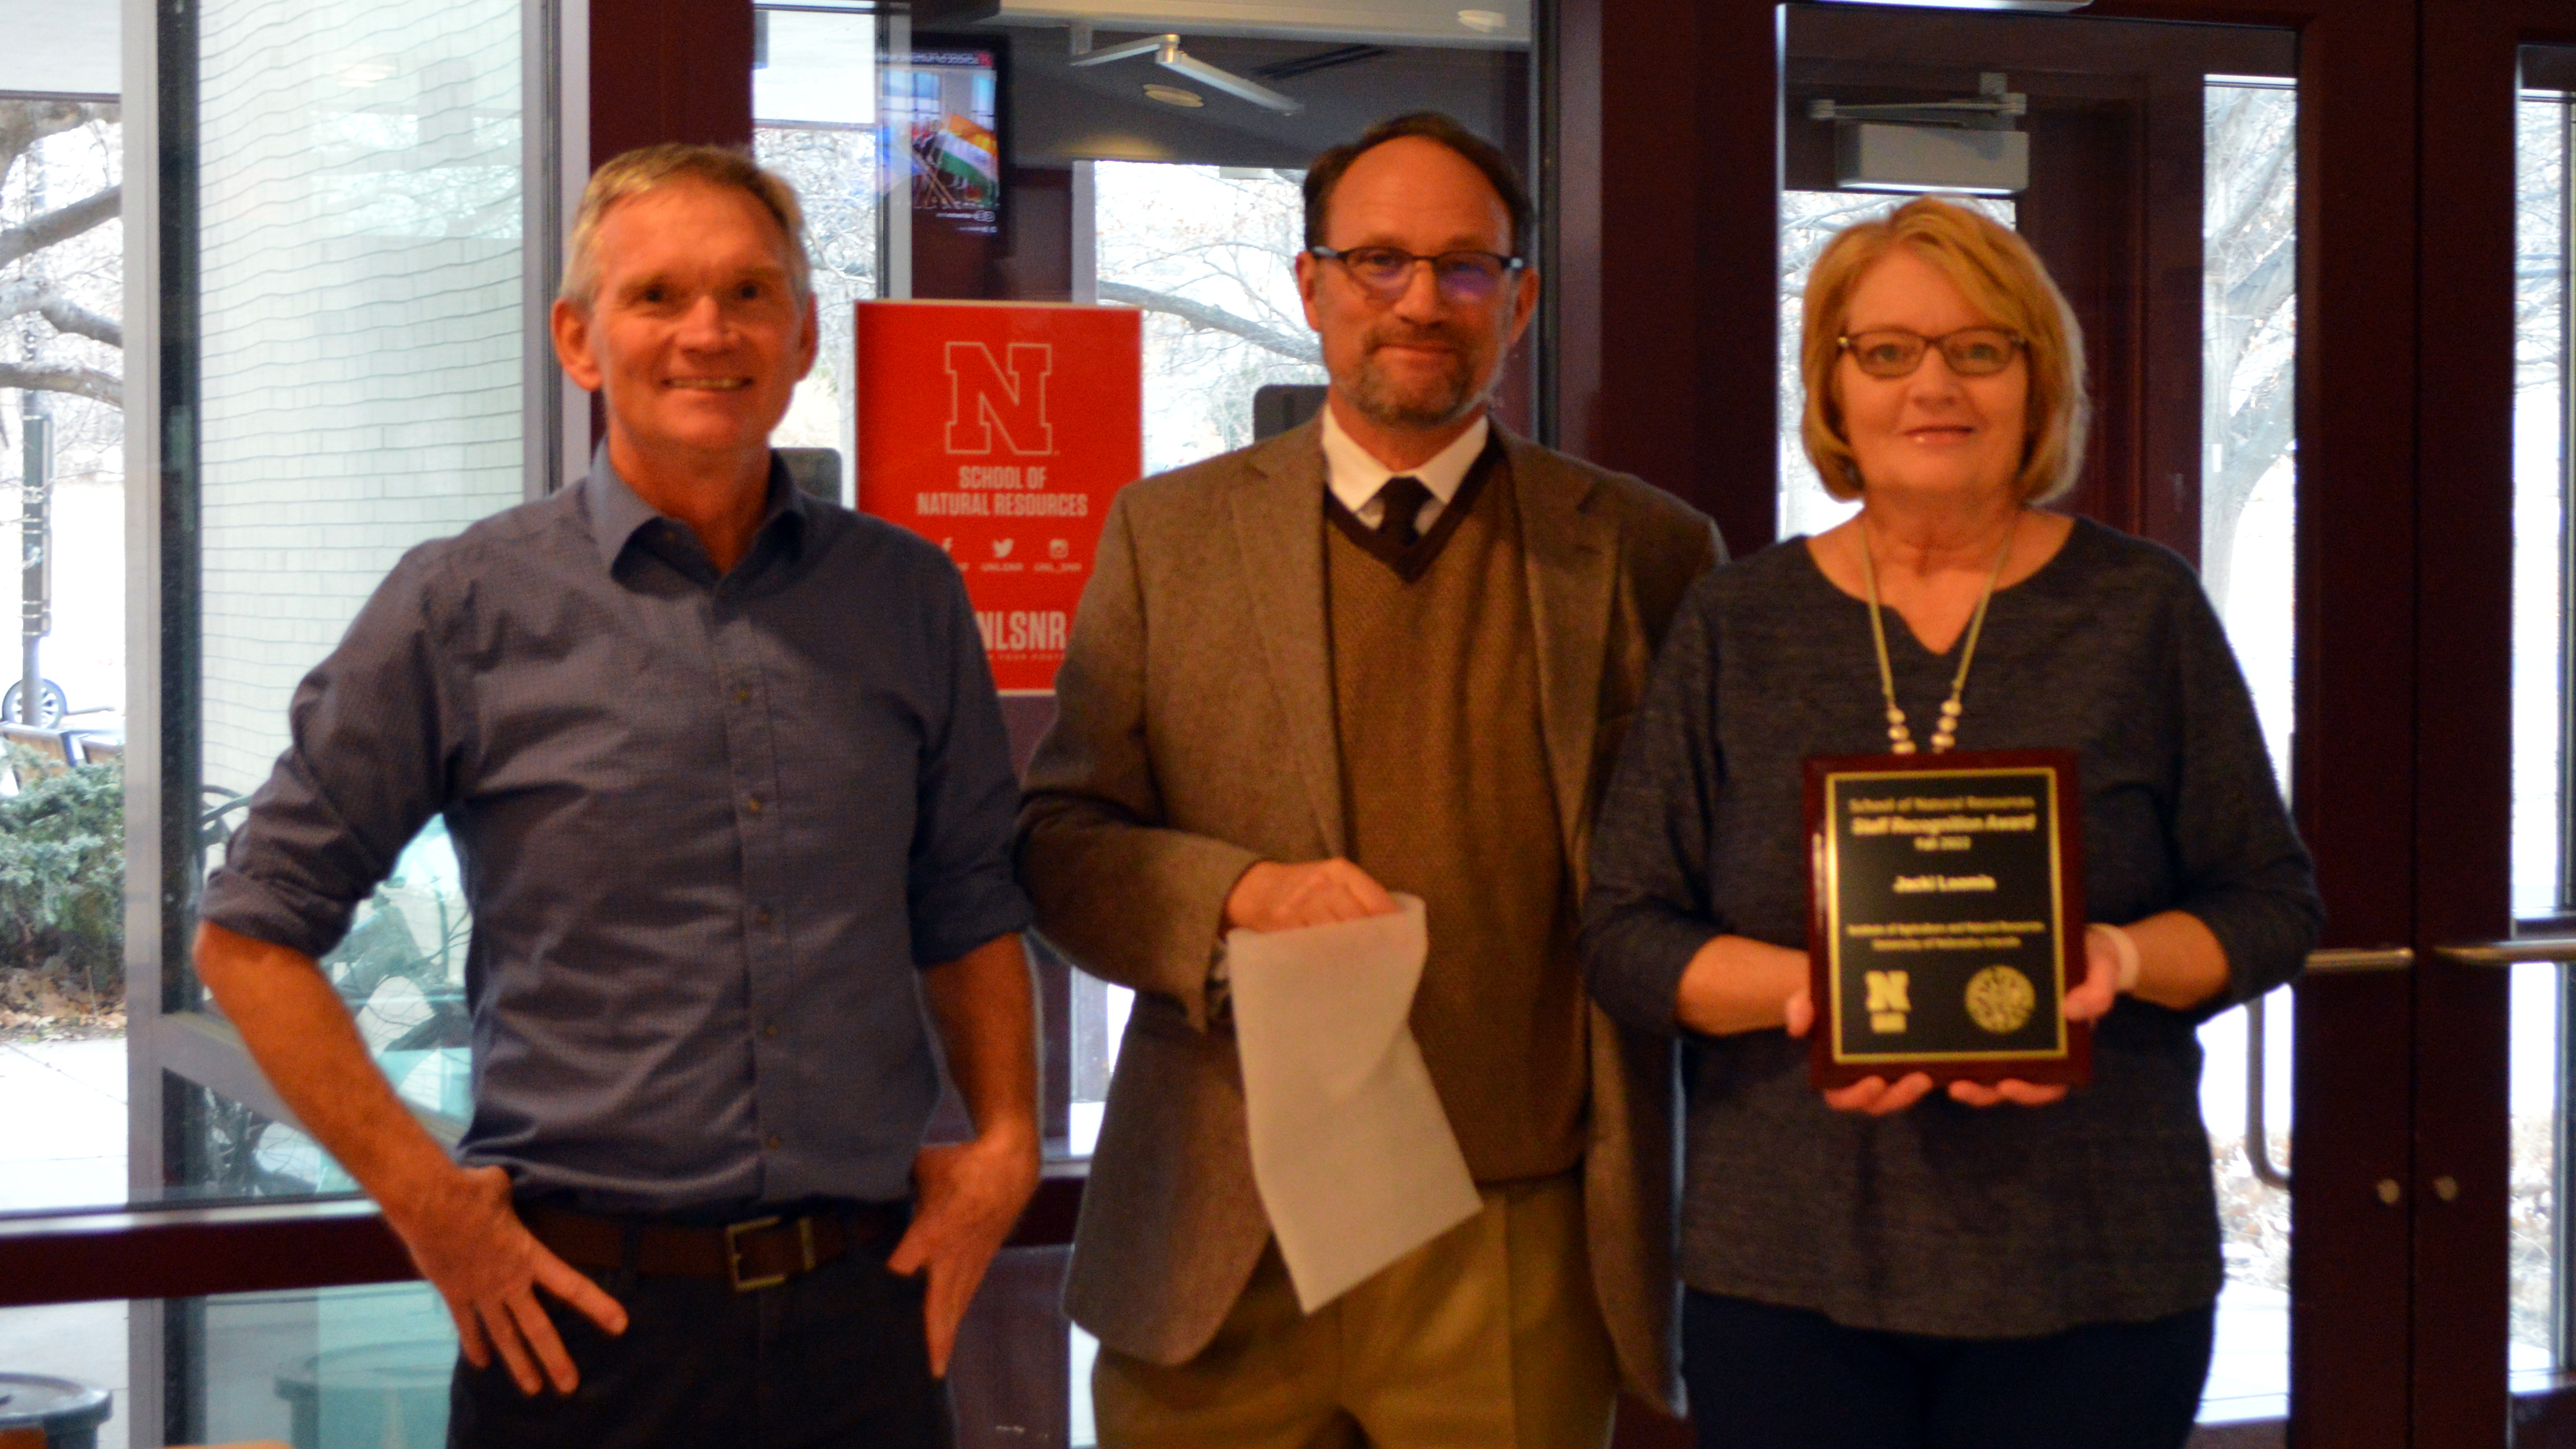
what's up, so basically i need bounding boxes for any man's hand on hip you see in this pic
[889,1125,1041,1377]
[908,933,1043,1377]
[193,922,626,1396]
[1222,859,1398,933]
[385,1160,627,1396]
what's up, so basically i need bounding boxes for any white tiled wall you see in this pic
[195,0,524,794]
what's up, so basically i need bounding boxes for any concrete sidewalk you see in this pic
[2,1036,129,1449]
[0,1037,125,1213]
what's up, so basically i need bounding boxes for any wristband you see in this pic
[2089,922,2142,994]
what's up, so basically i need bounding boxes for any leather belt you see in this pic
[523,1202,904,1293]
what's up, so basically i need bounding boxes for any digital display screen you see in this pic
[886,41,1002,237]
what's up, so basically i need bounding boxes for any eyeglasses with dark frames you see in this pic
[1837,327,2026,380]
[1308,246,1526,303]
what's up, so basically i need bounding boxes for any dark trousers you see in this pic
[1682,1290,2215,1449]
[447,1234,952,1449]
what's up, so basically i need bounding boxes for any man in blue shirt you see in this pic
[196,143,1037,1447]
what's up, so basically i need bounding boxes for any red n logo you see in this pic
[944,342,1054,456]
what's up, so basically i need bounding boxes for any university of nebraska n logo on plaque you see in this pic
[1804,750,2090,1089]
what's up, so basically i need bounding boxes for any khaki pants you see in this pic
[1093,1173,1616,1449]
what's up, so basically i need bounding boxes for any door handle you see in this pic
[2305,946,2417,973]
[2246,990,2291,1189]
[2244,946,2419,1189]
[2431,936,2576,966]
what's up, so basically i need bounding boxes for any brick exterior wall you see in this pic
[195,0,525,795]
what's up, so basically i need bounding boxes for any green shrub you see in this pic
[0,750,124,1001]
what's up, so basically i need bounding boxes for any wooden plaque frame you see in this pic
[1804,750,2092,1089]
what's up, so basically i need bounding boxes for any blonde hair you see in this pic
[559,143,812,310]
[1798,197,2089,503]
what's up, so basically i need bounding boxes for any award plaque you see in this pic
[1805,750,2089,1089]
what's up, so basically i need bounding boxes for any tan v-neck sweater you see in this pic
[1324,455,1589,1184]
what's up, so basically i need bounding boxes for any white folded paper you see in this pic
[1226,894,1481,1313]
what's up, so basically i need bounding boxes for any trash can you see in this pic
[271,1342,452,1449]
[0,1374,112,1449]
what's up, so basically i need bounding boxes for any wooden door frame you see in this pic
[2414,4,2519,1445]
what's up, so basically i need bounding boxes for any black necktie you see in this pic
[1374,476,1432,549]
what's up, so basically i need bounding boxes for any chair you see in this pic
[67,734,119,766]
[0,724,73,793]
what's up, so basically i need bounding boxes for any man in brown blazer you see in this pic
[1018,112,1721,1447]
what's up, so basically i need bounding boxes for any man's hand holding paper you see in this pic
[1225,893,1483,1313]
[1223,857,1399,932]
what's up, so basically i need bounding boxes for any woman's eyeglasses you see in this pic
[1837,328,2026,379]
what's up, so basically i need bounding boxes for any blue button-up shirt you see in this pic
[202,451,1031,1210]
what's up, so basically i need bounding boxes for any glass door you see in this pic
[1779,11,2305,1429]
[1765,4,2432,1443]
[2487,24,2576,1438]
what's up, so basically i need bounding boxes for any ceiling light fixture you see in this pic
[1142,83,1205,108]
[1071,32,1304,114]
[1456,9,1509,33]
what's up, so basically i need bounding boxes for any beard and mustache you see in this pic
[1342,319,1497,431]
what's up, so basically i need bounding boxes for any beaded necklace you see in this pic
[1858,510,2019,755]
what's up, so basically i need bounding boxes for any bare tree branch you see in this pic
[0,102,108,191]
[0,362,120,407]
[1097,280,1321,366]
[0,276,120,348]
[38,295,117,349]
[0,186,120,272]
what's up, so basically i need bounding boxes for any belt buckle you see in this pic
[725,1215,815,1293]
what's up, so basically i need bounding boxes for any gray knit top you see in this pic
[1580,518,2322,1338]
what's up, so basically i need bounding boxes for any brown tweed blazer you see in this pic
[1015,417,1721,1412]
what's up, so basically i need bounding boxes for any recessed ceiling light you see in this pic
[1456,9,1508,33]
[1143,83,1205,108]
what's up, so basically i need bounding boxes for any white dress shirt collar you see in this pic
[1319,405,1492,529]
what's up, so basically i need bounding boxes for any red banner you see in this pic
[855,301,1143,692]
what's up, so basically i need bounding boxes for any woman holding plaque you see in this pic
[1580,197,2320,1449]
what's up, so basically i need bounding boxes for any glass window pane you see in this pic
[756,4,884,491]
[0,1299,128,1449]
[2515,88,2569,927]
[2511,54,2573,1378]
[1096,162,1327,477]
[2513,958,2560,1371]
[2196,75,2299,1424]
[2202,80,2299,784]
[199,1283,456,1446]
[3,1284,455,1449]
[0,88,127,1216]
[149,0,527,1203]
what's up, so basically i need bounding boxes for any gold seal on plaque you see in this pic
[1964,965,2037,1034]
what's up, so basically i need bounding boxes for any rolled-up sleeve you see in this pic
[905,564,1034,967]
[2165,586,2323,1013]
[199,546,461,960]
[1581,583,1727,1037]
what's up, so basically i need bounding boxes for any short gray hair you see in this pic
[559,143,813,310]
